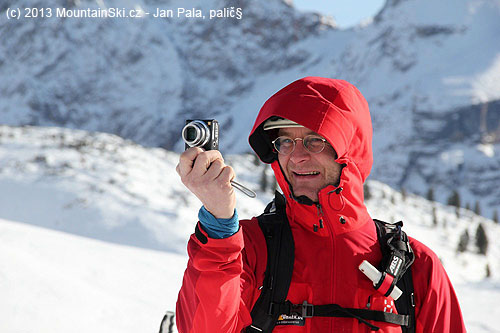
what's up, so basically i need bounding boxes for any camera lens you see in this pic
[182,120,210,148]
[185,127,197,141]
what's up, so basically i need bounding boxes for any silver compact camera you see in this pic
[182,119,219,151]
[180,118,256,198]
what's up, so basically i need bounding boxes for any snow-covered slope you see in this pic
[0,125,273,252]
[0,125,499,332]
[0,125,192,252]
[0,218,184,333]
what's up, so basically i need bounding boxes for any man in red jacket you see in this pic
[176,77,465,332]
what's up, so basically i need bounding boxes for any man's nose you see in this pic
[289,140,310,163]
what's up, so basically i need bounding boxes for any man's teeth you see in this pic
[295,171,319,176]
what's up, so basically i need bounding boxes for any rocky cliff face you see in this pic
[1,0,499,216]
[351,0,500,215]
[0,0,324,147]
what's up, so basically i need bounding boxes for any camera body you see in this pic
[182,119,219,151]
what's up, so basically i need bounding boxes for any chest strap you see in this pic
[273,300,412,331]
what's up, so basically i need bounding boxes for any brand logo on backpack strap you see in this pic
[389,256,403,276]
[276,314,305,326]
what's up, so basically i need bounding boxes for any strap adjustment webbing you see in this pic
[274,300,412,331]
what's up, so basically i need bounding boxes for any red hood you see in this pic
[249,77,373,234]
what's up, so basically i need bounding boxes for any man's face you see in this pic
[277,127,343,203]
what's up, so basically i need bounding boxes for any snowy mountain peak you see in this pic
[2,0,499,219]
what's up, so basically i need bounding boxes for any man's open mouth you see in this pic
[293,171,320,177]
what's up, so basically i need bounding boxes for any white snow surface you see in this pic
[0,218,185,332]
[0,125,499,332]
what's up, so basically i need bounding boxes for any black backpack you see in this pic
[246,192,416,332]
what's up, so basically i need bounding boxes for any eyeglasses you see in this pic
[272,135,328,155]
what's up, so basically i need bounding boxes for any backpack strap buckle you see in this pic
[301,301,314,318]
[288,301,314,318]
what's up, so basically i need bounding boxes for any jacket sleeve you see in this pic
[411,238,466,333]
[175,223,258,333]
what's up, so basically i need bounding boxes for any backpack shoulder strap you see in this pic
[396,265,416,333]
[247,192,294,333]
[374,219,416,333]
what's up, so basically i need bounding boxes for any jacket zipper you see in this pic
[315,203,325,231]
[318,191,336,330]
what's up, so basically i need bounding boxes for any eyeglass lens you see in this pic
[274,135,326,155]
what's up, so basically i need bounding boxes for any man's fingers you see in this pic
[205,163,235,187]
[191,150,224,177]
[177,147,204,177]
[204,158,225,180]
[176,148,237,219]
[219,165,236,184]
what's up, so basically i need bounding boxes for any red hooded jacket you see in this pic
[176,77,465,332]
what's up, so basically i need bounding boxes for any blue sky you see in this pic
[292,0,386,27]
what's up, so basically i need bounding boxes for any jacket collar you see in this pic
[271,159,371,236]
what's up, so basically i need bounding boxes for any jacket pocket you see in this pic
[358,292,403,332]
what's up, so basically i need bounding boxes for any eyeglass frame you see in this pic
[271,135,329,155]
